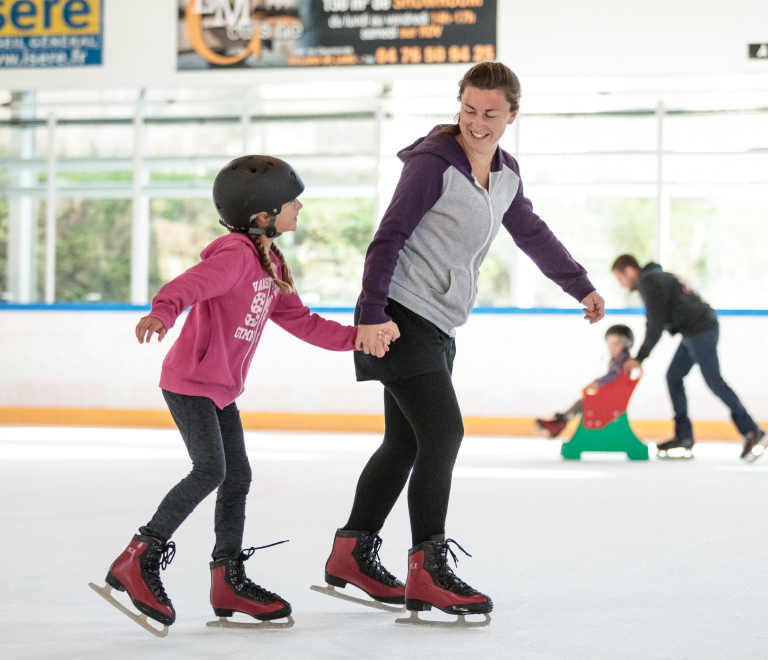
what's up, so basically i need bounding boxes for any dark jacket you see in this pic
[635,263,718,362]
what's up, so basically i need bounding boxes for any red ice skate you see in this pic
[396,535,492,628]
[208,546,293,629]
[535,414,567,439]
[88,534,176,637]
[310,529,405,612]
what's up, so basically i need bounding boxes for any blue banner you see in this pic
[0,0,103,68]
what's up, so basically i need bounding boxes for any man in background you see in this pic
[612,254,765,460]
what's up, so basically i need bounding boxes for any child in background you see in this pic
[90,156,398,636]
[536,324,634,439]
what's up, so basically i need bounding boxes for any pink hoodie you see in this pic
[149,233,357,409]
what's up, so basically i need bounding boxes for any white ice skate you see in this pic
[656,438,694,460]
[395,609,491,628]
[309,583,405,613]
[88,581,169,638]
[745,430,768,463]
[206,614,294,629]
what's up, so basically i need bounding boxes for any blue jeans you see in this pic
[666,326,757,440]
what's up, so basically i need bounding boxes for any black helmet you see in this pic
[213,156,305,238]
[605,324,634,350]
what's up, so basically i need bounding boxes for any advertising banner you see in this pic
[178,0,496,70]
[0,0,103,68]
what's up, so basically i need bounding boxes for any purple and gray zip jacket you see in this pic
[358,125,595,336]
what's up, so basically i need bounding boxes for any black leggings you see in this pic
[141,391,252,560]
[344,370,464,546]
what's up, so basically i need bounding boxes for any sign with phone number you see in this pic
[178,0,496,70]
[0,0,102,68]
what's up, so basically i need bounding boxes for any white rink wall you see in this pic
[1,310,766,422]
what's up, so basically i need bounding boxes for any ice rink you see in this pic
[1,427,767,660]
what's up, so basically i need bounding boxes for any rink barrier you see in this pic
[1,303,768,315]
[0,407,760,441]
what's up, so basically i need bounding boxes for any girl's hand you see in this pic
[376,322,400,347]
[136,316,167,344]
[381,321,400,340]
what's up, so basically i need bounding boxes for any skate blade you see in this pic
[394,610,491,628]
[206,615,294,629]
[309,584,405,613]
[657,449,694,460]
[746,438,768,463]
[88,582,169,638]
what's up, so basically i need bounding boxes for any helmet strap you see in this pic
[247,213,281,239]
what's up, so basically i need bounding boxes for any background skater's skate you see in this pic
[535,414,567,439]
[88,534,176,637]
[656,437,694,459]
[207,545,293,629]
[310,529,405,612]
[395,536,492,628]
[742,428,767,463]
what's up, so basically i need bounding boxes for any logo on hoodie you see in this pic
[234,278,275,342]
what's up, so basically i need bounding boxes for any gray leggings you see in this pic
[141,390,252,560]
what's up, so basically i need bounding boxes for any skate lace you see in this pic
[233,540,288,602]
[144,541,176,603]
[359,535,399,586]
[433,538,475,595]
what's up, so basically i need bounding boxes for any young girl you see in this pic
[535,324,634,438]
[91,156,397,636]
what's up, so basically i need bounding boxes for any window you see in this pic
[51,200,132,302]
[2,89,767,310]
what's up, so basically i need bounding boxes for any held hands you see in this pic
[136,316,167,344]
[581,291,605,324]
[355,321,401,358]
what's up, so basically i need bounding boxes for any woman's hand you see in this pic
[356,322,400,358]
[136,316,167,344]
[581,291,605,324]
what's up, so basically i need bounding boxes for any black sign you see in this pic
[749,44,768,59]
[178,0,497,70]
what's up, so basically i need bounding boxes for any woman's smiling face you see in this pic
[458,86,518,157]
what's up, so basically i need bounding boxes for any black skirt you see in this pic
[354,298,456,382]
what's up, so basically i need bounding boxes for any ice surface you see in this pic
[0,427,766,659]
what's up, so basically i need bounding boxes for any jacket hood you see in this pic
[396,124,505,181]
[642,261,663,274]
[200,231,257,261]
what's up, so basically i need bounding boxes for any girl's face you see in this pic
[606,334,627,358]
[257,198,303,234]
[458,86,518,158]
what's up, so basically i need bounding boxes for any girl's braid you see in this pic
[249,234,294,295]
[269,242,295,293]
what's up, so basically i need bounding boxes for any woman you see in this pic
[321,62,605,621]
